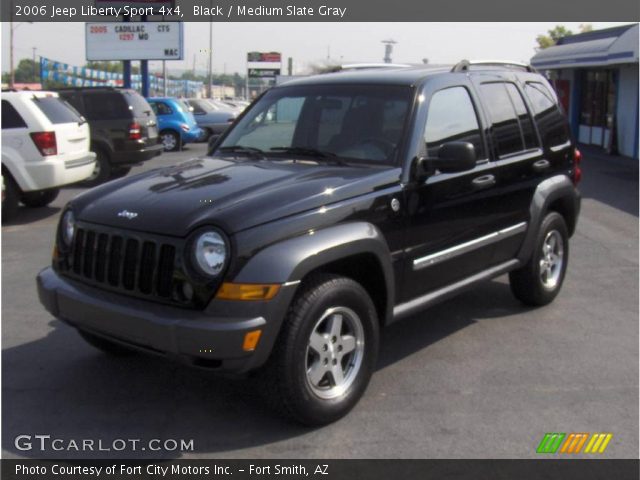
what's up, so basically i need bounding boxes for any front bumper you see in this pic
[37,267,298,373]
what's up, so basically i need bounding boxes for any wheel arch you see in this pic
[517,174,581,263]
[232,222,395,325]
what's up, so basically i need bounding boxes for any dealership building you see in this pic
[531,24,639,160]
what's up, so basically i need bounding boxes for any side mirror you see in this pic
[417,141,476,177]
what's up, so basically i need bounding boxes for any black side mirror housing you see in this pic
[417,141,477,178]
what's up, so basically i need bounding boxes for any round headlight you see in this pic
[193,230,227,277]
[61,210,75,246]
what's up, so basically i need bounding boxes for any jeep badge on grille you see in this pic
[117,210,138,220]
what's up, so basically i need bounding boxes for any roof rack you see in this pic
[451,60,536,73]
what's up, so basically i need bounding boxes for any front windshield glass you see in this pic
[217,84,413,164]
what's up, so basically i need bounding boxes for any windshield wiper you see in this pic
[270,146,336,158]
[269,147,347,165]
[218,145,266,159]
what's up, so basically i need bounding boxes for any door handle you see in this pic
[471,174,496,190]
[533,159,550,172]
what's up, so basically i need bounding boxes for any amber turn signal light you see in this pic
[243,329,263,351]
[215,283,280,301]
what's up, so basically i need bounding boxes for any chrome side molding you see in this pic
[413,222,527,270]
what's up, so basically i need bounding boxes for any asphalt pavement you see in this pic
[2,144,638,459]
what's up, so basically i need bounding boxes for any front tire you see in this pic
[262,274,379,426]
[21,188,59,208]
[510,212,569,306]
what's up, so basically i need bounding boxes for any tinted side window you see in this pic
[504,83,538,150]
[1,100,27,129]
[480,83,524,157]
[83,92,130,120]
[424,86,484,159]
[524,82,570,147]
[32,97,83,125]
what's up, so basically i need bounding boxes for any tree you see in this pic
[2,58,40,84]
[536,25,574,50]
[536,24,594,50]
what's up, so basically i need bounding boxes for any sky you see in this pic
[1,22,634,76]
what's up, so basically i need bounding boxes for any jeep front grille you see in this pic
[66,226,178,302]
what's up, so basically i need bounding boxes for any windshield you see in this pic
[217,84,413,164]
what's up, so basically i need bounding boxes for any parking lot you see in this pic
[2,144,638,459]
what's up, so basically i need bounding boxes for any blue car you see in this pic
[146,97,203,152]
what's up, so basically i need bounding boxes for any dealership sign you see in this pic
[86,22,183,61]
[248,68,281,79]
[247,52,282,63]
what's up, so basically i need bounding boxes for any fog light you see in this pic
[243,330,262,351]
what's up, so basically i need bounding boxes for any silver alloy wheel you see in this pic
[162,132,177,151]
[305,306,365,399]
[539,229,564,290]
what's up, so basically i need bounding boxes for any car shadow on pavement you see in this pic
[2,279,524,460]
[1,205,61,226]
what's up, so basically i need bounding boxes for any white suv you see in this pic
[2,91,96,220]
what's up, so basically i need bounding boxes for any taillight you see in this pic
[128,122,142,140]
[30,131,57,156]
[180,123,190,132]
[573,148,582,184]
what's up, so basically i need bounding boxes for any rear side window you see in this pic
[480,82,538,158]
[1,100,27,129]
[424,86,485,159]
[524,82,570,147]
[83,92,130,120]
[151,102,173,115]
[32,97,83,125]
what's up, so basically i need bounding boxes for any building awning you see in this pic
[531,24,639,69]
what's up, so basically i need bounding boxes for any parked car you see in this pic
[38,61,581,426]
[1,91,96,220]
[185,98,236,141]
[146,97,203,152]
[55,87,163,186]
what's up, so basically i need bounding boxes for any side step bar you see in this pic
[392,259,521,322]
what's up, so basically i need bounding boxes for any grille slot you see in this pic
[68,227,175,301]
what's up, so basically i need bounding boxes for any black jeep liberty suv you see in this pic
[37,61,581,425]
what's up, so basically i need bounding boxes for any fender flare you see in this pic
[233,222,396,323]
[517,174,581,263]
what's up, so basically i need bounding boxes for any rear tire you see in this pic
[2,175,20,222]
[78,330,136,356]
[160,130,180,152]
[82,149,111,187]
[509,212,569,306]
[21,188,59,208]
[261,274,379,426]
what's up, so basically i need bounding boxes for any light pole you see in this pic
[32,47,37,83]
[207,13,213,98]
[9,1,32,88]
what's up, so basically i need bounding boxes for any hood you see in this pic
[72,157,401,237]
